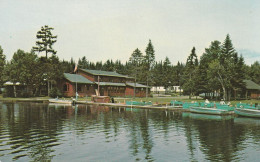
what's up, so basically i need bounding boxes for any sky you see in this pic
[0,0,260,65]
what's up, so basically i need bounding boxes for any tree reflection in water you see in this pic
[0,102,259,161]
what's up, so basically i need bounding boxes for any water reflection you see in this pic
[0,102,259,161]
[0,103,60,161]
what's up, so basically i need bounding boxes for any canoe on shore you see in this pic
[190,107,234,115]
[48,99,72,104]
[234,108,260,118]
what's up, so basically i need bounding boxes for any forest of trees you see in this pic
[0,26,259,100]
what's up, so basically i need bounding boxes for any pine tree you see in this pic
[220,34,235,64]
[182,47,199,99]
[129,48,143,64]
[162,57,172,90]
[0,46,6,87]
[152,61,163,87]
[79,56,89,69]
[250,61,260,84]
[206,34,246,100]
[199,41,222,97]
[144,40,155,71]
[33,25,57,58]
[144,40,155,97]
[128,48,143,81]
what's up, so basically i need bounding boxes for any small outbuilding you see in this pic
[3,81,24,97]
[243,80,260,99]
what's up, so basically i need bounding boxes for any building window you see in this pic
[63,84,69,92]
[77,85,82,92]
[86,85,89,90]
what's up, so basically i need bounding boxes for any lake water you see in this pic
[0,102,259,161]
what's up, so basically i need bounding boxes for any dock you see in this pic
[76,100,186,111]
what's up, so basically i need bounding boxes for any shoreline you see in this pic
[0,97,187,111]
[0,98,49,103]
[0,97,258,114]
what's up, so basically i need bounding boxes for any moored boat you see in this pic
[170,100,183,108]
[182,102,200,110]
[234,108,260,118]
[126,101,152,106]
[190,107,233,115]
[182,112,233,120]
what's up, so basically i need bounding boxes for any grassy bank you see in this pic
[114,96,259,106]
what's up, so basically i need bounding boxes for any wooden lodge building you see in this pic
[58,69,150,98]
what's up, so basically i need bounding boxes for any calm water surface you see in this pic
[0,102,259,161]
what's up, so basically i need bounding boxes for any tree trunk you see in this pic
[228,90,231,101]
[13,85,17,98]
[234,89,237,100]
[48,80,50,97]
[222,87,226,101]
[146,75,148,98]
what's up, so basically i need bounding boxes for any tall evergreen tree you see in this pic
[182,47,199,99]
[162,57,172,90]
[173,61,184,88]
[128,48,144,81]
[144,40,155,96]
[207,34,246,100]
[250,61,260,84]
[129,48,143,64]
[144,40,155,71]
[103,59,115,71]
[220,34,235,64]
[78,56,89,69]
[0,46,6,87]
[199,41,222,97]
[152,61,164,87]
[95,61,103,70]
[114,60,126,74]
[33,25,57,58]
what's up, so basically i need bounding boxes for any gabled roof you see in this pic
[244,80,260,90]
[79,69,131,78]
[64,73,93,84]
[126,82,148,88]
[97,82,126,87]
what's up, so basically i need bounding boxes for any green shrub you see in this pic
[49,87,62,98]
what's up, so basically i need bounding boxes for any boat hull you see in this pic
[234,108,260,118]
[48,99,72,104]
[190,107,233,115]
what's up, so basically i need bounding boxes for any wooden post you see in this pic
[98,76,100,96]
[13,84,17,98]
